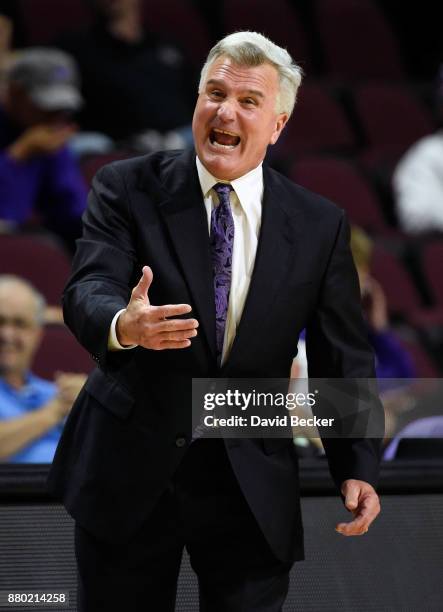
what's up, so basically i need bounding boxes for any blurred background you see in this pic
[0,0,442,464]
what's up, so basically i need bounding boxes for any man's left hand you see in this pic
[335,479,381,536]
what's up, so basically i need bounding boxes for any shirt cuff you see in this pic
[108,309,137,351]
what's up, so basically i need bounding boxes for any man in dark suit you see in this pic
[48,31,383,611]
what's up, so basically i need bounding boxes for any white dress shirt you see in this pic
[196,157,263,362]
[109,156,264,363]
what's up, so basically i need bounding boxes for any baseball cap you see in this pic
[8,48,83,112]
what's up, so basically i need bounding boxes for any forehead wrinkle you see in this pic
[206,61,277,95]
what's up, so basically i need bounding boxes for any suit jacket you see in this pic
[48,149,383,563]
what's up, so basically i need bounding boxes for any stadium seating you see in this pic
[370,243,425,318]
[0,234,71,306]
[274,83,356,158]
[290,156,388,232]
[354,83,435,159]
[80,151,136,186]
[33,324,93,379]
[18,0,92,45]
[315,0,405,80]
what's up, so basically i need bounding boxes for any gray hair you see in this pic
[0,275,46,325]
[198,31,303,118]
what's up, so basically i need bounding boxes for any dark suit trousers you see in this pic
[75,438,293,611]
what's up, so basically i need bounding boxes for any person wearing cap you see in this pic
[0,47,87,248]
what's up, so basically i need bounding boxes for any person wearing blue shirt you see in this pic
[0,275,86,463]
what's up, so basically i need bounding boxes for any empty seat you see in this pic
[422,241,443,307]
[274,83,356,159]
[354,83,434,158]
[18,0,92,45]
[223,0,311,72]
[34,324,93,380]
[80,151,135,186]
[0,234,71,305]
[370,244,423,317]
[315,0,405,80]
[290,156,387,232]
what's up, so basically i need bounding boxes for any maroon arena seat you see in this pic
[370,244,424,318]
[223,0,311,72]
[421,241,443,307]
[0,234,71,306]
[34,324,94,380]
[18,0,92,45]
[290,157,388,232]
[80,151,135,186]
[354,83,434,158]
[315,0,405,80]
[274,83,356,159]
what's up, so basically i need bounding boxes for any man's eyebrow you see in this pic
[206,79,264,98]
[243,89,264,98]
[206,79,223,88]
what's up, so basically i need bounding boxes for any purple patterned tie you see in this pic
[211,182,234,364]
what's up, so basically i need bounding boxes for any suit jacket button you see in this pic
[175,436,187,448]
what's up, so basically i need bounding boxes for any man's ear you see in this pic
[269,112,289,145]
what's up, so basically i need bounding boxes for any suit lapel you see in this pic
[221,166,301,372]
[141,152,301,367]
[153,152,217,359]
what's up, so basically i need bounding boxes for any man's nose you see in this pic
[216,100,235,122]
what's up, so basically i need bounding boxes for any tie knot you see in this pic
[213,182,233,205]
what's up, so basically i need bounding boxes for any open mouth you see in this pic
[209,128,241,149]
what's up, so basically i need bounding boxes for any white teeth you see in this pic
[211,140,236,150]
[209,127,240,149]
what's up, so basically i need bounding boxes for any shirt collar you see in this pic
[195,156,263,210]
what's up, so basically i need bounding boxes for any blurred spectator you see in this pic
[57,0,194,152]
[0,275,86,463]
[350,227,416,379]
[0,47,87,248]
[393,65,443,234]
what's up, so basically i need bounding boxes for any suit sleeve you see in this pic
[62,163,138,368]
[305,211,384,490]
